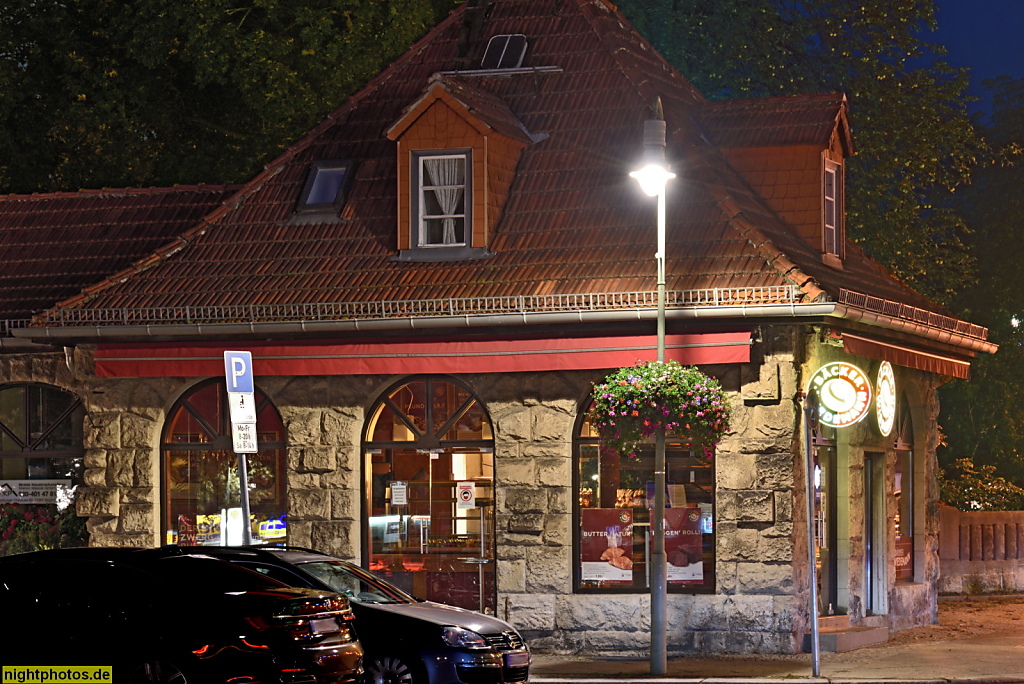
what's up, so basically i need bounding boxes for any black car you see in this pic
[0,547,364,684]
[170,546,530,684]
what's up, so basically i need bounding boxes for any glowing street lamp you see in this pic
[630,101,675,676]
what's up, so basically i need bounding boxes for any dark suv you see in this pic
[0,548,364,683]
[170,546,530,684]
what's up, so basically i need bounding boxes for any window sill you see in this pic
[288,211,343,225]
[822,253,844,269]
[393,246,493,262]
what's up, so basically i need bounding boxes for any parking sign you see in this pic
[224,350,254,394]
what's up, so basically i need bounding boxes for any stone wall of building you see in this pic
[496,326,807,656]
[1,347,172,548]
[4,327,812,656]
[6,321,945,656]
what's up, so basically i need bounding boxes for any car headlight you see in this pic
[441,626,488,648]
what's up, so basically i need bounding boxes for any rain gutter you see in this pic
[0,337,55,352]
[9,301,996,356]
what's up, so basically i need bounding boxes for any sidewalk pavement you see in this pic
[528,596,1024,684]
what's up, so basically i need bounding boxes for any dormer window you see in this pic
[387,77,533,262]
[416,151,470,246]
[823,158,844,264]
[296,160,353,213]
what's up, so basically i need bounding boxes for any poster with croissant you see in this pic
[581,508,634,583]
[665,507,704,584]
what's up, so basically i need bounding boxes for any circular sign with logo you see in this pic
[808,361,872,428]
[876,361,896,437]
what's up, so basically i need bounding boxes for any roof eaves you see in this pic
[35,185,252,318]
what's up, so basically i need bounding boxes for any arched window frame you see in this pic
[893,392,915,583]
[361,375,496,613]
[160,378,287,546]
[0,383,85,486]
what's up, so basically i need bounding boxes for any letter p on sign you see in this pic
[224,351,254,394]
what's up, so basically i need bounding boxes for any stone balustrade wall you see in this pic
[938,506,1024,594]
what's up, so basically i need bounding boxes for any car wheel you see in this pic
[364,655,419,684]
[129,660,188,684]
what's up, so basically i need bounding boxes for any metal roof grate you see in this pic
[839,289,988,341]
[29,286,799,328]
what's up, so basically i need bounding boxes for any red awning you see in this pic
[842,333,972,380]
[94,333,751,378]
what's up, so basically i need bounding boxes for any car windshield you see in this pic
[298,561,416,604]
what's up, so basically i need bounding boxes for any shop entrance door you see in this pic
[364,377,495,613]
[864,452,886,614]
[814,444,838,616]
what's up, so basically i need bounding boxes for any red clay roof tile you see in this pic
[1,0,964,341]
[0,185,240,320]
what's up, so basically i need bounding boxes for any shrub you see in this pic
[939,458,1024,511]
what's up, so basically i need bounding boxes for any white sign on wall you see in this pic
[456,481,476,510]
[390,481,408,506]
[0,479,72,505]
[876,361,897,437]
[808,361,872,428]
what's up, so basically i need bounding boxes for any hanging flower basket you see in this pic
[589,360,731,459]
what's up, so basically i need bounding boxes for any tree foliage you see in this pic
[0,0,449,193]
[939,77,1024,486]
[939,458,1024,511]
[618,0,983,305]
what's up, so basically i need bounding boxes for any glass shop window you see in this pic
[894,450,913,582]
[575,407,715,593]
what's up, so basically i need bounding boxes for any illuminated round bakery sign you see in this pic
[876,361,896,437]
[808,362,872,428]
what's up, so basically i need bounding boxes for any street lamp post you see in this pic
[630,104,675,675]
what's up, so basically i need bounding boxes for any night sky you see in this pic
[933,0,1024,115]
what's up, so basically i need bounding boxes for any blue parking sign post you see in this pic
[224,351,255,545]
[224,350,254,394]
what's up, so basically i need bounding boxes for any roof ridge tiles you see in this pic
[0,184,245,203]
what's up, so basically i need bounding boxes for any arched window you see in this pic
[893,393,914,582]
[161,379,287,546]
[0,383,84,494]
[574,398,716,593]
[363,376,495,613]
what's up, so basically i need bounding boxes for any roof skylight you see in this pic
[296,160,353,213]
[480,34,527,69]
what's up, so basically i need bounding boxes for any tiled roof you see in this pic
[7,0,965,342]
[0,185,241,321]
[700,93,853,153]
[389,74,539,144]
